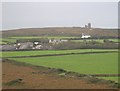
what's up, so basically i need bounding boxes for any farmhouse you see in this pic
[49,39,68,44]
[61,40,68,42]
[49,39,61,44]
[33,45,43,49]
[34,42,39,45]
[81,33,91,39]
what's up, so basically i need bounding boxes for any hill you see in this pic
[1,27,118,38]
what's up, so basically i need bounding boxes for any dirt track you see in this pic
[2,60,115,89]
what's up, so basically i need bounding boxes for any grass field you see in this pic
[1,49,118,58]
[0,38,16,44]
[0,41,7,45]
[9,52,118,82]
[71,39,120,43]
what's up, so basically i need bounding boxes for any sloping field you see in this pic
[9,53,118,82]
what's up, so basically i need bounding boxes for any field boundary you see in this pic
[1,48,119,52]
[3,51,118,58]
[90,74,120,77]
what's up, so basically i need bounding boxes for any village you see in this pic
[1,23,93,51]
[1,33,91,51]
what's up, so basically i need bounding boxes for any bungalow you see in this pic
[81,33,91,39]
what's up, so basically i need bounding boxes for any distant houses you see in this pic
[84,23,92,29]
[18,42,33,50]
[0,38,69,51]
[1,29,92,51]
[1,35,93,51]
[49,39,68,44]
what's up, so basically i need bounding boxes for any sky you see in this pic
[1,2,118,30]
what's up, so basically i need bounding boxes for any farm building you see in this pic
[49,39,68,44]
[81,33,91,39]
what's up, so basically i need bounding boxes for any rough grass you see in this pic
[4,78,23,86]
[11,36,80,39]
[98,77,119,83]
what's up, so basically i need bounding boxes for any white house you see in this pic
[61,40,68,42]
[34,42,39,45]
[81,33,91,39]
[17,43,21,46]
[49,39,68,44]
[49,39,61,44]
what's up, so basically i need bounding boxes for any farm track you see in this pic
[3,50,118,58]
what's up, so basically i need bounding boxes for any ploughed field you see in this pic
[2,49,118,82]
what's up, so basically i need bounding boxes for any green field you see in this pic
[71,39,120,43]
[0,41,7,45]
[0,38,16,44]
[9,52,118,82]
[1,49,117,58]
[1,48,118,82]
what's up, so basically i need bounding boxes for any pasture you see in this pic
[71,39,120,43]
[9,52,118,82]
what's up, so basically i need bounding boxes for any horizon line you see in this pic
[0,26,119,31]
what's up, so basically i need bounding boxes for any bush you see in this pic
[52,41,118,50]
[5,78,23,86]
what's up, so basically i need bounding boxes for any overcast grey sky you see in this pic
[2,2,118,30]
